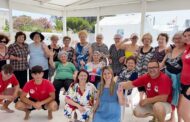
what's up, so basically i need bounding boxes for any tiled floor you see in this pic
[0,90,152,122]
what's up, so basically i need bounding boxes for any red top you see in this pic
[23,79,55,101]
[0,73,19,93]
[133,72,172,104]
[181,45,190,85]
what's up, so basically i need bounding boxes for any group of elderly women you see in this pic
[0,27,190,122]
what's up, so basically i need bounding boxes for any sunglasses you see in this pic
[0,40,8,44]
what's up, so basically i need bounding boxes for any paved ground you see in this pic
[0,90,152,122]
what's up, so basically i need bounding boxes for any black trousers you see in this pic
[89,75,101,88]
[53,79,73,105]
[29,69,49,80]
[14,70,27,88]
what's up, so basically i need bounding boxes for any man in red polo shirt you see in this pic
[15,65,58,120]
[119,59,173,122]
[0,64,19,113]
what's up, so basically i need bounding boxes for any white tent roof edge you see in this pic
[0,0,190,17]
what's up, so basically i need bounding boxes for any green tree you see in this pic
[3,19,9,32]
[54,18,63,32]
[67,17,92,33]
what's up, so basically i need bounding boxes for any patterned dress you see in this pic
[165,50,183,106]
[117,67,138,95]
[136,47,155,76]
[84,62,105,88]
[136,47,155,91]
[153,46,166,63]
[64,82,97,121]
[75,43,91,69]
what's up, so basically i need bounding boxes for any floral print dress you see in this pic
[64,82,97,121]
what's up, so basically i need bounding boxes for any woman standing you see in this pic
[109,34,125,76]
[29,31,50,79]
[153,33,169,63]
[161,32,185,122]
[0,34,9,70]
[179,27,190,122]
[136,33,155,100]
[8,31,29,88]
[64,69,97,122]
[48,35,61,80]
[117,33,139,58]
[93,66,125,122]
[62,36,75,63]
[75,30,92,69]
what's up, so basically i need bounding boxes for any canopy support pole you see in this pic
[140,0,147,38]
[8,0,13,41]
[96,7,100,34]
[63,8,67,36]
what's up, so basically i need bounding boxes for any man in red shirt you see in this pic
[0,64,19,113]
[15,65,58,120]
[120,59,173,122]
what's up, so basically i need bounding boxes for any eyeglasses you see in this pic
[173,37,182,40]
[148,66,159,70]
[64,39,71,42]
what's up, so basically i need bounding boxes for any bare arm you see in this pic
[40,92,55,105]
[87,46,92,62]
[9,55,22,61]
[119,81,135,90]
[117,88,125,105]
[42,43,50,58]
[65,97,81,109]
[160,54,168,69]
[20,92,35,106]
[12,84,20,98]
[49,50,55,69]
[116,38,130,50]
[93,91,100,112]
[73,71,78,80]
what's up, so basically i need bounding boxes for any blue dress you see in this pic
[93,86,121,122]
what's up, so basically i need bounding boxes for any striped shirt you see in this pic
[136,47,155,76]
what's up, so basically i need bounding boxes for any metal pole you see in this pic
[140,0,147,38]
[8,0,13,41]
[62,8,67,36]
[96,7,100,34]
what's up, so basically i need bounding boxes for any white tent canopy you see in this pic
[0,0,190,37]
[0,0,190,17]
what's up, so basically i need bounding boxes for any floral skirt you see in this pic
[64,104,93,122]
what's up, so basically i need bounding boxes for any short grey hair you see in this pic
[96,33,103,38]
[58,50,68,59]
[114,34,123,39]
